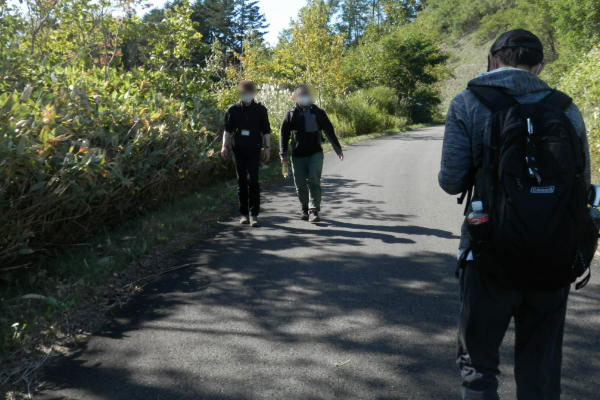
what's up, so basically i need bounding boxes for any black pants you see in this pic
[233,147,260,217]
[458,265,569,400]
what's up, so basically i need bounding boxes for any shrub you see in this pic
[255,84,295,134]
[0,66,224,270]
[559,46,600,171]
[361,86,398,116]
[326,88,406,137]
[409,85,444,123]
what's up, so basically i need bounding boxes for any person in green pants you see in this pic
[280,85,344,223]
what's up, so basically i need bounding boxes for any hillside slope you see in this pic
[440,35,491,114]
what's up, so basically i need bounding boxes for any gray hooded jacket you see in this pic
[439,67,591,250]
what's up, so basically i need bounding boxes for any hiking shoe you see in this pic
[301,210,309,221]
[308,209,320,223]
[250,216,260,227]
[240,215,250,225]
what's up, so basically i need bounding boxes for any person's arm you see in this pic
[280,112,291,160]
[565,103,591,186]
[221,108,234,158]
[438,94,473,195]
[319,109,343,158]
[263,132,272,159]
[221,131,233,154]
[261,107,272,162]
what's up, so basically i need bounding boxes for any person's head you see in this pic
[238,80,257,104]
[488,29,544,75]
[293,84,313,107]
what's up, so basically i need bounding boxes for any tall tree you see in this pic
[192,0,267,54]
[381,0,422,22]
[350,23,447,121]
[338,0,371,45]
[367,0,384,23]
[337,0,421,40]
[192,0,235,49]
[231,0,268,52]
[145,0,205,70]
[273,2,348,99]
[376,27,448,121]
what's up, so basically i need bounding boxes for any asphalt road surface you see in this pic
[40,126,600,399]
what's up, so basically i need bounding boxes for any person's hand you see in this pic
[263,148,271,163]
[220,147,230,160]
[338,153,344,161]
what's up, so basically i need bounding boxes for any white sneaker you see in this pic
[250,216,260,227]
[240,215,250,225]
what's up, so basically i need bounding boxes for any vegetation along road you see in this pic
[38,127,600,399]
[3,0,600,397]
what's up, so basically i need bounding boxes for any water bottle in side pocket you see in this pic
[467,200,490,244]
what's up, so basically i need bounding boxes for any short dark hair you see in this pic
[493,46,544,68]
[238,80,257,93]
[490,29,544,68]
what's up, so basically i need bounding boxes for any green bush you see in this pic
[326,88,405,138]
[559,46,600,170]
[0,66,224,270]
[361,86,398,116]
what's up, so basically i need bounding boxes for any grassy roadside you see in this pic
[0,124,429,396]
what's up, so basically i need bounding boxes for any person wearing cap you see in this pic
[439,30,590,399]
[221,80,272,227]
[280,84,344,223]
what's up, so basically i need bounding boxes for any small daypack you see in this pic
[464,83,595,290]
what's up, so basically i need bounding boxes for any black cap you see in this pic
[490,29,544,57]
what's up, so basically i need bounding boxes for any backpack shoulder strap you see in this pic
[467,84,517,112]
[542,89,585,173]
[541,89,573,111]
[460,85,515,213]
[288,108,299,123]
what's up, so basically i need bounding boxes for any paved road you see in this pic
[41,126,600,399]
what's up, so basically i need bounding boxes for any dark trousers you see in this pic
[233,147,260,217]
[458,265,569,400]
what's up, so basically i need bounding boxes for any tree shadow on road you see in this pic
[41,247,460,400]
[39,173,600,400]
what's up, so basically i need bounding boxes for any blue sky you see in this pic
[147,0,304,45]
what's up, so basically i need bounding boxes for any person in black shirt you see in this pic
[280,84,344,223]
[221,80,272,227]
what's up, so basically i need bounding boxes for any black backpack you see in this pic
[464,84,596,290]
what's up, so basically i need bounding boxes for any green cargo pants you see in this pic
[291,151,324,211]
